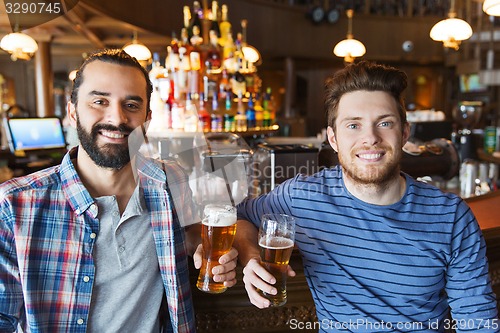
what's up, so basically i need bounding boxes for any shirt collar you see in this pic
[59,147,96,216]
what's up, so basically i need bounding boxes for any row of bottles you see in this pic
[148,1,277,134]
[149,80,276,133]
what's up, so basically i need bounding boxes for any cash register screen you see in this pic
[5,117,67,153]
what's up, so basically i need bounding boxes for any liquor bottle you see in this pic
[164,79,177,130]
[254,92,264,129]
[177,47,190,99]
[171,100,185,131]
[230,57,246,97]
[149,52,165,90]
[222,30,237,73]
[202,60,218,101]
[246,93,256,130]
[234,90,247,132]
[262,87,274,128]
[198,93,211,132]
[170,31,180,54]
[218,4,231,47]
[190,25,204,48]
[206,30,222,74]
[210,97,223,132]
[180,27,193,56]
[148,53,169,102]
[210,1,220,38]
[223,93,235,132]
[165,45,179,74]
[149,85,166,131]
[218,68,230,100]
[183,5,191,31]
[190,1,203,39]
[184,93,198,132]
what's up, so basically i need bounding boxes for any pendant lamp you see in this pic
[429,0,472,50]
[333,9,366,63]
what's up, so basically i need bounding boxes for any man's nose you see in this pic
[361,126,381,146]
[107,103,128,125]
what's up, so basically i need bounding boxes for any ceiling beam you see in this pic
[62,0,105,49]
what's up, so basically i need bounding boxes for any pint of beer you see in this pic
[196,204,237,293]
[258,213,295,307]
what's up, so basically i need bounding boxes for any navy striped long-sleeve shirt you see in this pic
[237,165,499,332]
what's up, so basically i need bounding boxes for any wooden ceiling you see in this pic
[0,0,170,58]
[0,0,494,68]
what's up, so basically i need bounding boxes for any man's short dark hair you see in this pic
[324,61,408,131]
[70,49,153,111]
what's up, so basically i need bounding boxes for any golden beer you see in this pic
[259,236,294,306]
[196,204,237,294]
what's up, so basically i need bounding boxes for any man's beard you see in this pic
[76,116,134,170]
[338,146,402,187]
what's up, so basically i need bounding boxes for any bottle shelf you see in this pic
[147,125,279,139]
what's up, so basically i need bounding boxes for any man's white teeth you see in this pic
[359,153,382,160]
[101,131,125,139]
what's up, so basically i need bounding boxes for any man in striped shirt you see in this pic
[235,61,499,332]
[0,49,238,332]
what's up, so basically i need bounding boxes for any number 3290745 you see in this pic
[443,318,498,330]
[5,2,61,14]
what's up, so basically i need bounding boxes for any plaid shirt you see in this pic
[0,148,196,333]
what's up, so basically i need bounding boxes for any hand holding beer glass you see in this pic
[197,204,237,293]
[258,213,295,307]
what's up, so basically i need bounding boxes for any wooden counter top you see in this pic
[466,190,500,231]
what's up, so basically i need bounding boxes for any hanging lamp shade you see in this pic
[122,32,152,62]
[429,0,472,50]
[333,9,366,63]
[333,37,366,62]
[483,0,500,16]
[0,32,38,61]
[429,17,472,50]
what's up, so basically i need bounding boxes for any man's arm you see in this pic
[233,219,296,308]
[446,203,499,332]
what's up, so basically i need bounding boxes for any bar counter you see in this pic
[189,191,500,333]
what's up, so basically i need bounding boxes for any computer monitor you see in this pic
[3,117,67,155]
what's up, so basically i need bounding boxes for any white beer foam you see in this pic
[259,236,294,249]
[203,204,237,227]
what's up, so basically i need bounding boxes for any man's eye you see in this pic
[347,124,358,129]
[379,121,392,127]
[125,103,140,110]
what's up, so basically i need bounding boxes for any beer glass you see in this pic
[258,213,295,307]
[196,204,237,293]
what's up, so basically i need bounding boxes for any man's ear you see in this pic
[327,126,338,152]
[402,122,411,146]
[67,102,77,128]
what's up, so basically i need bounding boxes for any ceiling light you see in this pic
[122,31,152,64]
[0,31,38,61]
[333,9,366,63]
[429,0,472,50]
[483,0,500,16]
[242,45,261,64]
[68,69,78,81]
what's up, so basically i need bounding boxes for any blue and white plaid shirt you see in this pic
[0,147,196,333]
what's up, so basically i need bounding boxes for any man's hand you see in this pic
[242,257,296,308]
[193,245,238,288]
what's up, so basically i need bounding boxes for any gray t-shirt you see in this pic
[87,186,164,333]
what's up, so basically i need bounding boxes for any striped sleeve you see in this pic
[446,200,499,332]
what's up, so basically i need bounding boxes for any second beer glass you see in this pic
[197,204,237,293]
[258,213,295,307]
